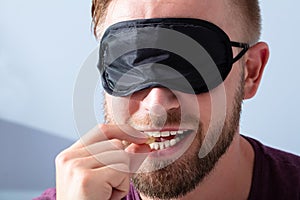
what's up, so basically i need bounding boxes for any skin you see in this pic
[55,0,269,199]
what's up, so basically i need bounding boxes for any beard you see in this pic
[104,73,245,199]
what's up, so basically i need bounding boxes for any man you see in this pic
[36,0,300,199]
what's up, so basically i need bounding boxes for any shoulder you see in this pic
[244,136,300,200]
[245,136,300,170]
[33,188,56,200]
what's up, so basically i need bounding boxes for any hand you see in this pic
[55,125,150,200]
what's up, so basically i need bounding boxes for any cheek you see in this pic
[128,96,141,116]
[172,92,213,132]
[222,66,243,110]
[106,95,133,124]
[198,84,229,132]
[195,94,212,131]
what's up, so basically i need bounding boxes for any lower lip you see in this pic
[148,132,196,158]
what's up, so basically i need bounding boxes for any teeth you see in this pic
[143,130,191,151]
[164,140,170,148]
[152,131,161,137]
[144,130,189,137]
[170,131,177,136]
[149,143,155,149]
[161,131,170,137]
[170,139,177,146]
[153,143,159,150]
[148,135,186,150]
[159,142,165,150]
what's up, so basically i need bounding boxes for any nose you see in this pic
[140,87,180,112]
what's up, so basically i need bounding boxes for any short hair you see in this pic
[91,0,261,43]
[91,0,112,38]
[228,0,262,44]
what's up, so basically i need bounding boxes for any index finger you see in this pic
[72,124,149,149]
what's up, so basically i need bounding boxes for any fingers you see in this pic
[63,150,130,170]
[74,143,151,171]
[97,163,130,195]
[90,150,130,169]
[66,144,151,174]
[80,139,124,157]
[58,139,123,161]
[60,124,153,173]
[56,124,151,200]
[57,138,151,172]
[72,124,149,149]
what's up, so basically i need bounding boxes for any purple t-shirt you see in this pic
[34,136,300,200]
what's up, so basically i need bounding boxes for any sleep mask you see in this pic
[97,18,249,96]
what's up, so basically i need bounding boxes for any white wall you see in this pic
[0,0,299,154]
[0,0,96,139]
[241,1,300,154]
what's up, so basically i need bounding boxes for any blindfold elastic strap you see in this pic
[231,42,250,63]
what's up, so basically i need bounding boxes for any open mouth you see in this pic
[142,130,193,150]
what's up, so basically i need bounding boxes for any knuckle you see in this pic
[68,158,83,169]
[77,169,93,188]
[98,124,108,134]
[70,167,94,187]
[55,151,71,166]
[78,169,90,182]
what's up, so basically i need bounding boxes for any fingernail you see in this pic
[122,140,131,148]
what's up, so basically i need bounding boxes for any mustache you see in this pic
[127,110,201,130]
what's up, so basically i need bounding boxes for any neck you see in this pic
[140,134,254,200]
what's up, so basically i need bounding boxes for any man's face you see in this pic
[102,0,245,198]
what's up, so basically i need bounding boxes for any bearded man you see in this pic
[36,0,300,199]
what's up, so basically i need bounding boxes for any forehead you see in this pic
[102,0,236,39]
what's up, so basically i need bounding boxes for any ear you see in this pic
[243,42,270,99]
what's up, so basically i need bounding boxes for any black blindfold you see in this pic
[97,18,249,96]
